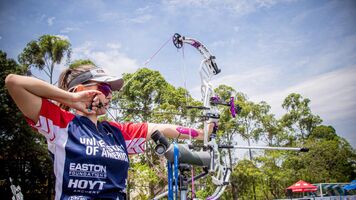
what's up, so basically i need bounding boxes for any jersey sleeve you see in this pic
[109,122,148,154]
[25,98,75,143]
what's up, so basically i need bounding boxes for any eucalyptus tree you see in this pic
[252,94,321,199]
[18,34,71,84]
[280,93,322,141]
[282,125,355,184]
[111,68,167,198]
[255,102,282,146]
[113,68,170,122]
[231,159,263,200]
[111,68,200,198]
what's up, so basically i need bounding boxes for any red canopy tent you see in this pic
[287,180,317,192]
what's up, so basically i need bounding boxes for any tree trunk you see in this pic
[50,62,54,84]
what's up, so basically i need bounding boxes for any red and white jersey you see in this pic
[26,99,147,200]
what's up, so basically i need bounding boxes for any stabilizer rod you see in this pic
[218,145,309,152]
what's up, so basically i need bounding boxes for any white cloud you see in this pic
[163,0,293,16]
[73,41,93,56]
[135,6,150,14]
[186,66,280,100]
[211,38,238,48]
[212,66,281,95]
[252,66,356,121]
[0,36,2,40]
[233,26,240,32]
[99,12,122,21]
[60,27,79,33]
[54,34,70,41]
[72,41,139,76]
[129,14,153,24]
[163,0,207,6]
[40,14,46,21]
[47,17,55,26]
[36,14,47,23]
[191,65,356,123]
[106,42,122,49]
[227,0,260,16]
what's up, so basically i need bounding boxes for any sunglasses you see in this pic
[82,82,112,97]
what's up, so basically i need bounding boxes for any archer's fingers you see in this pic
[85,90,103,99]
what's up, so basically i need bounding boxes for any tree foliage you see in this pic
[111,68,202,198]
[1,44,355,200]
[69,59,96,69]
[282,126,355,184]
[281,93,322,141]
[18,34,71,84]
[0,51,53,199]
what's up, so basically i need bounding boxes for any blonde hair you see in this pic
[58,64,96,110]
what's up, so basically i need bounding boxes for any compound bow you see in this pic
[151,33,237,200]
[173,33,234,199]
[151,33,308,200]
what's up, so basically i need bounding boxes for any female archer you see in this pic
[5,64,206,200]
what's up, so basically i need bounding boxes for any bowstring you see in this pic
[120,36,172,92]
[179,42,196,199]
[179,44,193,142]
[106,36,171,121]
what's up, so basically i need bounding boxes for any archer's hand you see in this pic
[67,90,103,114]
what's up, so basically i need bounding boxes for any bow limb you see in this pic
[173,33,221,76]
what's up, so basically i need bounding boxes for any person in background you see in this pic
[5,64,207,200]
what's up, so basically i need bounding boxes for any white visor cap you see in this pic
[67,67,124,91]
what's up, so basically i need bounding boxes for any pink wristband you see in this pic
[176,127,199,138]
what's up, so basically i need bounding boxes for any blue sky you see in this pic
[0,0,355,147]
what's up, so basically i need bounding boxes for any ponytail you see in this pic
[58,64,96,110]
[58,68,72,91]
